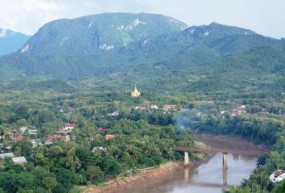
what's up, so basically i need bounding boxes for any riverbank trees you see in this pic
[191,108,285,193]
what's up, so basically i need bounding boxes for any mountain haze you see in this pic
[0,13,284,93]
[0,29,30,56]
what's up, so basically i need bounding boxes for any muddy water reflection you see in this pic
[119,134,263,193]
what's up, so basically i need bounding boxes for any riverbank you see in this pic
[82,155,211,193]
[81,134,264,193]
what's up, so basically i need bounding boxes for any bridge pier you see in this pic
[223,167,228,186]
[222,152,228,169]
[184,152,190,167]
[184,167,190,182]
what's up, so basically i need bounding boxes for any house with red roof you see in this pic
[12,135,25,142]
[97,128,110,133]
[45,134,62,145]
[231,105,246,118]
[105,134,116,140]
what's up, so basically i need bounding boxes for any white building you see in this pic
[269,170,285,183]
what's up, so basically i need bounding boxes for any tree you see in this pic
[12,141,32,157]
[86,166,105,184]
[47,145,63,157]
[42,176,58,192]
[102,156,122,177]
[0,172,35,193]
[0,125,12,141]
[65,147,81,170]
[34,152,52,169]
[75,146,92,169]
[14,105,29,120]
[56,169,78,191]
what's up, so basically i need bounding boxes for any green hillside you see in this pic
[0,13,284,94]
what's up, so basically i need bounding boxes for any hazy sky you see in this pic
[0,0,284,38]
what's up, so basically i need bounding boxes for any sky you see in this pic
[0,0,284,39]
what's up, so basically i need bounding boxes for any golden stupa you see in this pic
[131,85,141,97]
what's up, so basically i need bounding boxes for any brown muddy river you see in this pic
[117,134,265,193]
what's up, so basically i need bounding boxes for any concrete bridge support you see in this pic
[184,167,190,182]
[222,167,228,186]
[223,152,228,169]
[184,152,190,167]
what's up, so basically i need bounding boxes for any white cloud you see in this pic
[0,0,284,38]
[0,0,60,35]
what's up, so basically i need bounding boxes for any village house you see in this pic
[45,134,62,145]
[46,130,71,145]
[56,129,72,135]
[107,111,120,117]
[163,104,184,112]
[19,127,28,133]
[12,156,27,164]
[97,128,110,133]
[29,139,42,148]
[105,134,116,140]
[19,127,37,136]
[134,105,149,111]
[12,135,25,142]
[92,146,107,153]
[63,123,76,130]
[269,170,285,183]
[0,152,15,160]
[150,104,159,110]
[231,105,246,118]
[134,104,159,112]
[28,130,37,135]
[3,141,14,151]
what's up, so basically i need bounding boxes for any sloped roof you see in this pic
[64,123,76,128]
[47,134,62,142]
[0,152,15,159]
[12,156,27,164]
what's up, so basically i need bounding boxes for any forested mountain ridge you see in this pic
[18,13,188,55]
[0,28,30,56]
[0,13,284,94]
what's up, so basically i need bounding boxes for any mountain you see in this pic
[18,13,188,55]
[0,29,30,56]
[0,13,284,94]
[0,13,188,79]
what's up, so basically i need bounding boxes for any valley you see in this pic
[0,12,285,193]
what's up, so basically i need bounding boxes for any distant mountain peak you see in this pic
[0,28,30,56]
[0,29,8,38]
[185,22,256,39]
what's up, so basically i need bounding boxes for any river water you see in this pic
[118,134,264,193]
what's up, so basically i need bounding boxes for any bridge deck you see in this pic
[174,147,269,155]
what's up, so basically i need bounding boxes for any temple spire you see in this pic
[131,84,141,97]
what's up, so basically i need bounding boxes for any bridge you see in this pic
[175,146,269,185]
[174,146,268,168]
[174,146,266,155]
